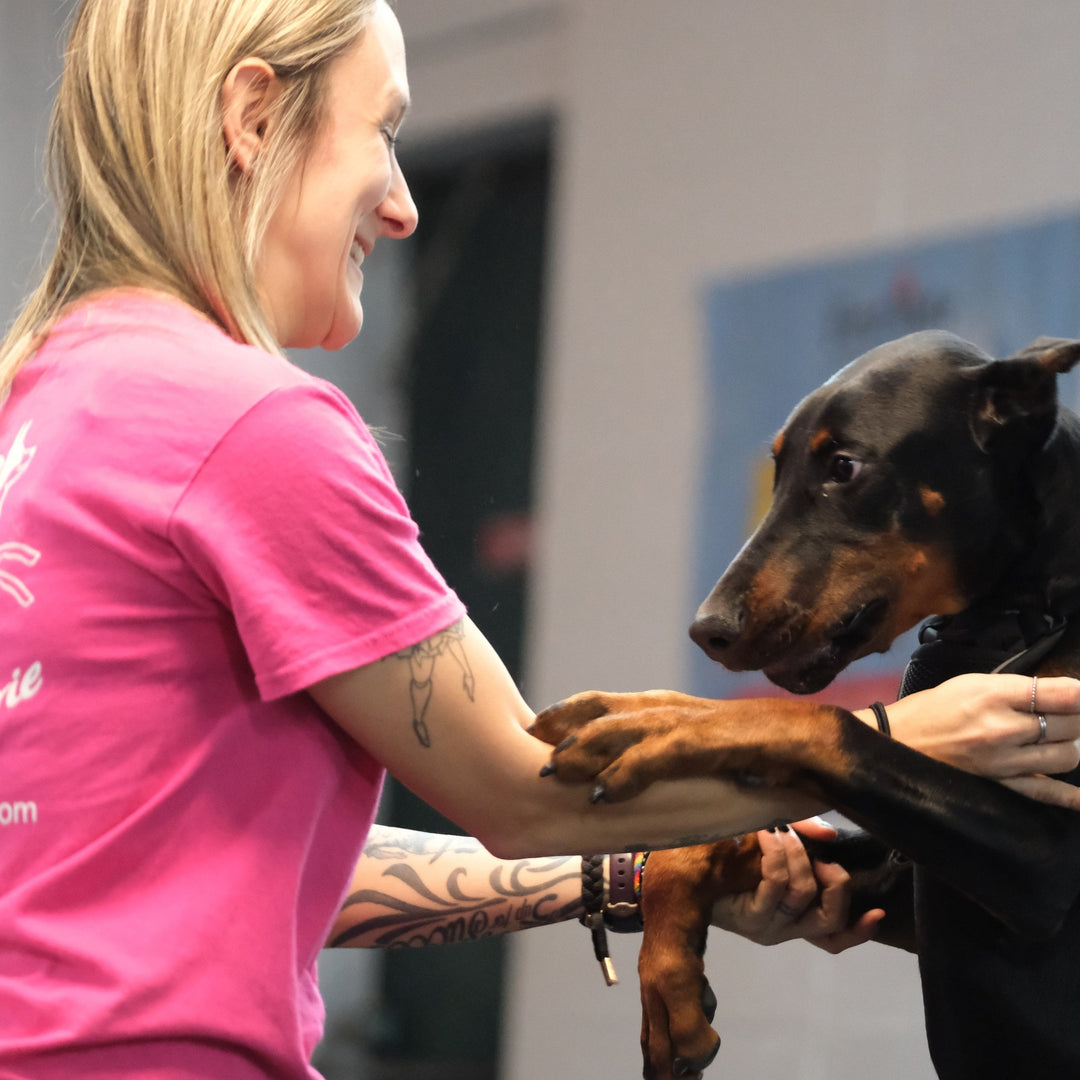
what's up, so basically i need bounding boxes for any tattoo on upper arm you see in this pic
[389,620,476,748]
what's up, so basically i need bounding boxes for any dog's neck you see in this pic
[901,414,1080,693]
[961,406,1080,634]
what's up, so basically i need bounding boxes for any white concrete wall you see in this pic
[7,2,1080,1077]
[397,2,1080,1078]
[0,2,70,321]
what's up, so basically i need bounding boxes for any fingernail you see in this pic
[589,784,608,804]
[555,734,578,752]
[539,763,555,777]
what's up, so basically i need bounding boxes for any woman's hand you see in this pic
[710,818,884,953]
[874,673,1080,810]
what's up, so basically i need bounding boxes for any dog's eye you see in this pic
[827,454,862,484]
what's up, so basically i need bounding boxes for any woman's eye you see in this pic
[827,454,862,483]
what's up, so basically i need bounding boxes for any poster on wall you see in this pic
[689,210,1080,706]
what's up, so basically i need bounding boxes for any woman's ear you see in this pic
[221,57,282,173]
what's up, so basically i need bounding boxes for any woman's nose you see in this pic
[381,165,418,239]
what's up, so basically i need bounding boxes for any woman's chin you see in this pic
[320,301,363,351]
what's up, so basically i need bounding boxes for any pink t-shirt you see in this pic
[0,292,465,1078]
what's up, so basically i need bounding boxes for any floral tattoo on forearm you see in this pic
[329,827,581,948]
[390,620,475,747]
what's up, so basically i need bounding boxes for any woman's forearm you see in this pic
[328,825,583,948]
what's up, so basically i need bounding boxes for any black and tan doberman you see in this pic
[531,332,1080,1080]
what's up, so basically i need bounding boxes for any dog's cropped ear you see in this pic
[969,337,1080,452]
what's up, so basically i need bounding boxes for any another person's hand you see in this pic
[880,673,1080,810]
[709,818,884,953]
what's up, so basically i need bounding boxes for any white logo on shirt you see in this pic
[2,662,42,709]
[0,421,40,607]
[0,800,37,826]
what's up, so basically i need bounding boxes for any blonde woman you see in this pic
[3,1,1080,1076]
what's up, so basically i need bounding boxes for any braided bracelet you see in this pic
[580,852,648,985]
[579,854,616,985]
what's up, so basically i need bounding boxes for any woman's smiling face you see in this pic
[256,0,417,350]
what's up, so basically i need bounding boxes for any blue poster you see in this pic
[689,212,1080,703]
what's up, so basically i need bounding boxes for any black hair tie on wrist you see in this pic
[870,701,891,737]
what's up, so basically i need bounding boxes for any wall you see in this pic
[6,2,1080,1077]
[398,2,1080,1078]
[0,3,69,320]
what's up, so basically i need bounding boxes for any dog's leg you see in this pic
[532,690,1080,938]
[635,829,912,1079]
[636,839,760,1079]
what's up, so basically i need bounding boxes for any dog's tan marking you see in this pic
[887,544,964,635]
[771,431,785,458]
[810,428,834,454]
[709,523,970,676]
[744,558,807,638]
[747,558,799,607]
[807,535,965,651]
[905,548,929,574]
[920,485,946,516]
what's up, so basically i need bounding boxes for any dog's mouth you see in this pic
[763,596,889,694]
[831,596,889,649]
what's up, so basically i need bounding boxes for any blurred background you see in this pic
[5,1,1080,1077]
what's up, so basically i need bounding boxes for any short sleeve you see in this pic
[168,380,465,700]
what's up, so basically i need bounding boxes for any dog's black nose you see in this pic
[689,609,742,660]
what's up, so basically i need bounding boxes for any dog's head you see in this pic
[691,330,1080,693]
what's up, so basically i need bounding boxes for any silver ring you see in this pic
[1036,712,1048,745]
[1031,675,1039,714]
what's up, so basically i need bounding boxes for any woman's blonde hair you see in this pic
[0,0,377,396]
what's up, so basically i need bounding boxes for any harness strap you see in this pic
[898,585,1080,697]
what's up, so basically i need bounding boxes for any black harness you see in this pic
[892,595,1080,1080]
[898,603,1074,697]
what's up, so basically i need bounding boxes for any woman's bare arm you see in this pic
[328,825,583,948]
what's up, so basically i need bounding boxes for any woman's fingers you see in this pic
[711,826,872,947]
[809,907,886,954]
[751,828,791,909]
[787,815,838,842]
[1000,774,1080,811]
[989,674,1080,776]
[1025,674,1080,718]
[888,674,1080,777]
[771,828,818,919]
[1010,736,1080,776]
[800,858,852,929]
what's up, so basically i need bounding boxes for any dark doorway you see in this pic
[371,117,552,1080]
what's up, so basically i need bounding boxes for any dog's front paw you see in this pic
[528,690,614,746]
[637,844,742,1079]
[641,969,721,1080]
[530,691,686,801]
